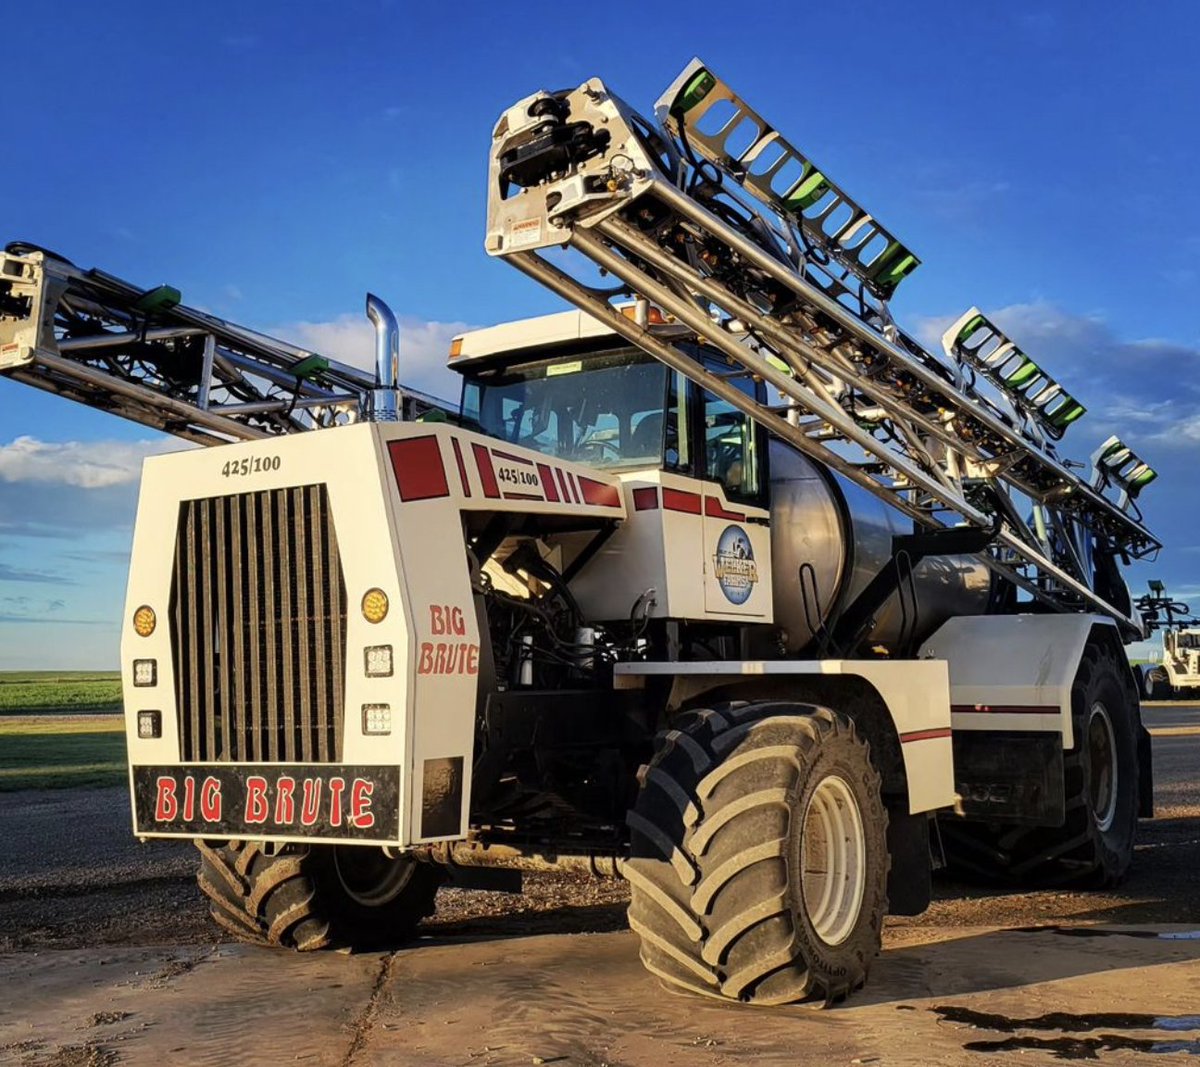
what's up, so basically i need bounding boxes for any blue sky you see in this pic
[2,1,1198,667]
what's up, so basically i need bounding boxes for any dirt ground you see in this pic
[3,707,1200,1065]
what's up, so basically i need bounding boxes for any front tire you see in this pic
[196,840,441,949]
[625,701,888,1006]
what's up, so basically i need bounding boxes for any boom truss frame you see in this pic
[0,244,445,446]
[485,63,1159,634]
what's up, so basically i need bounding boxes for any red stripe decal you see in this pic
[503,491,543,501]
[555,468,570,503]
[704,496,746,521]
[565,472,580,504]
[578,477,621,508]
[537,464,560,502]
[899,727,952,743]
[632,487,659,511]
[492,448,535,466]
[951,704,1059,715]
[472,443,500,499]
[388,437,449,502]
[662,488,702,515]
[451,438,471,497]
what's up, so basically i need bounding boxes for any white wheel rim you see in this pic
[800,775,866,946]
[1087,701,1119,833]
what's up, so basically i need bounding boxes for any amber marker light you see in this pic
[362,588,389,624]
[133,605,157,637]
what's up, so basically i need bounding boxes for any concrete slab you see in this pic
[0,944,380,1066]
[7,925,1200,1066]
[357,926,1200,1066]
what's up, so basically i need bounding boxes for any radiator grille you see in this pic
[170,485,346,762]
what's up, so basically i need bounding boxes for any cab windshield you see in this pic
[460,350,677,470]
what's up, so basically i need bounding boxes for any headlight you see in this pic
[361,588,389,624]
[364,645,393,677]
[133,605,156,637]
[133,659,157,687]
[137,710,162,739]
[362,704,392,736]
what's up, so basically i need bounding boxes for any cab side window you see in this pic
[700,359,763,502]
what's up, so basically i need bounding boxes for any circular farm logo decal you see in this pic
[713,525,759,605]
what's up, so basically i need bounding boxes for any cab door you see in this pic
[694,360,771,617]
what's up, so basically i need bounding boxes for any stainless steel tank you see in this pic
[769,442,993,652]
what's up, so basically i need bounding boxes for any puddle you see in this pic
[934,1007,1200,1033]
[963,1035,1200,1059]
[934,1006,1200,1060]
[1007,926,1200,941]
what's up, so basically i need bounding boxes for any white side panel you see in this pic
[379,423,627,844]
[571,470,773,623]
[918,614,1111,748]
[570,475,673,621]
[613,659,953,814]
[381,453,478,846]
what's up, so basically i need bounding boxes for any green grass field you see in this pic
[0,715,126,790]
[0,671,123,714]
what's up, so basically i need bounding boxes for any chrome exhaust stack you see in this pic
[366,292,400,421]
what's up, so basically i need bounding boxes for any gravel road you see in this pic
[2,704,1198,954]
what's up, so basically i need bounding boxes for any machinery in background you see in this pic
[1138,581,1200,699]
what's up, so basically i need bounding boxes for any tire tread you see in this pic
[626,701,887,1005]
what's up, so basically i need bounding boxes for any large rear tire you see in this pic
[625,701,889,1006]
[196,840,441,949]
[941,641,1140,887]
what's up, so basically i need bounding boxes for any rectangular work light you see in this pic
[364,645,394,677]
[362,704,392,736]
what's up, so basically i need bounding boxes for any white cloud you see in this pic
[910,179,1012,224]
[0,562,71,584]
[912,300,1200,449]
[273,314,473,402]
[0,436,182,489]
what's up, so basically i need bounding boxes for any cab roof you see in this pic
[449,307,688,369]
[450,310,617,366]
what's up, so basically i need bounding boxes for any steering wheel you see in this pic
[575,437,622,462]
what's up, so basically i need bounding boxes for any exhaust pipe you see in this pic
[365,292,399,421]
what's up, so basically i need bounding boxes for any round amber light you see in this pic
[361,588,389,624]
[133,605,157,637]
